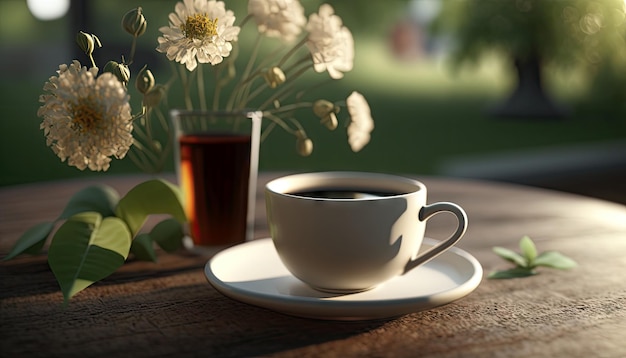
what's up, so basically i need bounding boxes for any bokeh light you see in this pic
[27,0,69,21]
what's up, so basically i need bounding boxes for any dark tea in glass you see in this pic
[171,110,262,249]
[179,134,251,246]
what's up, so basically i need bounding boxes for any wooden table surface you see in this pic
[2,173,626,357]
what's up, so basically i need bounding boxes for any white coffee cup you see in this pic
[265,172,468,293]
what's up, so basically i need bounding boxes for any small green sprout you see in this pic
[489,236,577,279]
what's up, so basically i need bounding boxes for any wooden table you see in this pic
[2,173,626,357]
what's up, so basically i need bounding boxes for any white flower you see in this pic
[305,4,354,79]
[157,0,240,71]
[38,60,133,171]
[346,91,374,152]
[248,0,306,42]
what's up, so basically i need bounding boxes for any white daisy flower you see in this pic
[346,91,374,152]
[305,4,354,79]
[38,60,133,172]
[248,0,306,42]
[157,0,240,71]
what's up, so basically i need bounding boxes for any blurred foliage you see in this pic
[431,0,626,117]
[432,0,626,67]
[312,0,411,35]
[577,54,626,119]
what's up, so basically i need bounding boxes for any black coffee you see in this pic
[290,189,397,199]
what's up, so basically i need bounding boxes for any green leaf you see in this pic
[488,267,537,279]
[493,246,528,268]
[150,218,185,253]
[115,179,187,236]
[130,234,158,262]
[534,251,577,270]
[48,212,131,304]
[2,222,55,260]
[58,185,120,220]
[519,235,537,264]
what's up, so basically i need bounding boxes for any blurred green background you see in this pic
[1,0,625,202]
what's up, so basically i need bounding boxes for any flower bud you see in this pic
[135,66,155,94]
[321,112,338,130]
[313,99,339,130]
[103,61,131,85]
[75,31,102,56]
[264,67,286,89]
[122,7,147,37]
[143,84,167,108]
[295,130,313,156]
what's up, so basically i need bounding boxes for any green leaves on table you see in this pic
[116,180,186,236]
[115,180,187,261]
[48,213,131,304]
[2,179,187,303]
[130,218,185,262]
[489,236,577,279]
[2,222,55,261]
[58,184,119,219]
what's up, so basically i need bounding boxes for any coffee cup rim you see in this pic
[265,171,425,201]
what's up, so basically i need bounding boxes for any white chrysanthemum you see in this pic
[157,0,240,71]
[248,0,306,42]
[38,60,133,171]
[346,91,374,152]
[305,4,354,79]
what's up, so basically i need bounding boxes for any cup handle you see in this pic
[403,202,468,274]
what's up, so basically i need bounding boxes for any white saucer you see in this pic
[204,238,483,321]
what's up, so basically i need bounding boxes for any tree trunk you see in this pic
[491,55,568,119]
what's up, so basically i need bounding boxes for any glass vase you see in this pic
[170,109,262,251]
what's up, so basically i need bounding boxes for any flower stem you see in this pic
[176,64,193,110]
[153,109,173,171]
[196,65,207,111]
[239,14,253,28]
[263,112,297,136]
[126,36,138,66]
[242,34,262,84]
[129,139,161,173]
[295,77,334,101]
[88,54,97,69]
[257,62,312,110]
[260,121,276,142]
[268,101,313,114]
[225,68,263,110]
[230,34,262,109]
[278,37,307,67]
[284,54,313,75]
[127,149,151,173]
[242,81,269,108]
